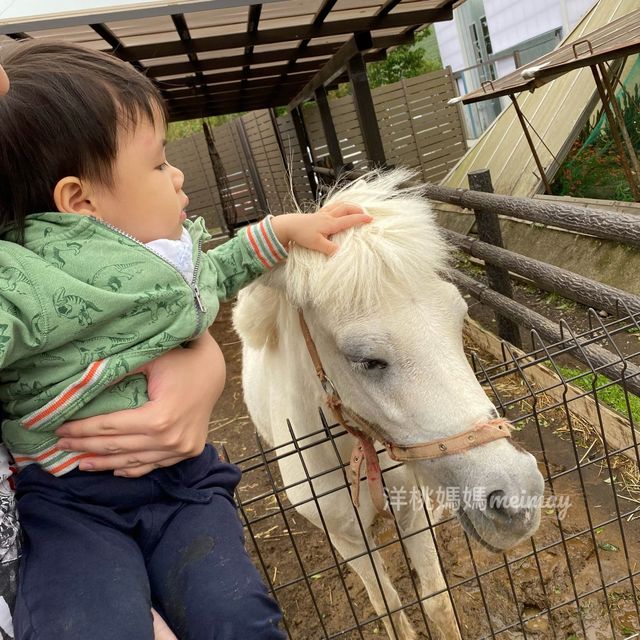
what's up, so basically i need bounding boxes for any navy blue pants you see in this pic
[13,445,284,640]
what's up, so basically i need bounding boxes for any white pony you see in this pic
[234,169,544,639]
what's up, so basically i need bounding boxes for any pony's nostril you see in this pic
[487,489,530,520]
[487,489,520,519]
[487,490,505,510]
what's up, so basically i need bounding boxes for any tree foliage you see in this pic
[366,28,441,89]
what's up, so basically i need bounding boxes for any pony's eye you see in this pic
[351,358,388,372]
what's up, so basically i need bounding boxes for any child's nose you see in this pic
[169,164,185,190]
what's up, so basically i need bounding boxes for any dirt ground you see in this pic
[207,299,640,640]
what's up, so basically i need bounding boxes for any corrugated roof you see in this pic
[438,0,638,198]
[458,6,640,104]
[0,0,456,120]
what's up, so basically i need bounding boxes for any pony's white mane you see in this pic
[234,168,450,347]
[284,168,450,314]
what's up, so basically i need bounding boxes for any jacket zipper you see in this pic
[91,218,206,337]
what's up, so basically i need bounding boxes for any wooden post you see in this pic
[235,118,269,216]
[315,85,344,176]
[347,52,387,168]
[290,106,318,201]
[468,169,522,348]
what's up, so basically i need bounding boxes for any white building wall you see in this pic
[435,0,596,74]
[485,0,596,54]
[434,19,465,71]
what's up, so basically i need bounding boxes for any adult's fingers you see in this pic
[76,450,185,474]
[57,434,162,456]
[113,455,185,478]
[56,406,155,438]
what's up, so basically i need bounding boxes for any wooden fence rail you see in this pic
[424,183,640,248]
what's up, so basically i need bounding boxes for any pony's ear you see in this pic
[233,278,286,349]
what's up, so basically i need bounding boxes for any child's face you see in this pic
[92,111,188,243]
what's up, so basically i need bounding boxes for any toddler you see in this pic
[0,39,370,640]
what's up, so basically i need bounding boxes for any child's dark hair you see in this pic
[0,40,167,241]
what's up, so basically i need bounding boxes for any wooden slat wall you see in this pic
[276,113,317,208]
[166,134,226,231]
[240,110,298,214]
[375,67,466,182]
[295,66,466,182]
[210,121,261,226]
[167,67,467,227]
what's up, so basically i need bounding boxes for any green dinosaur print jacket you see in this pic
[0,212,287,475]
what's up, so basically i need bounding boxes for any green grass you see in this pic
[554,364,640,423]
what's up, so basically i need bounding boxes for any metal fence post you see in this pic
[467,169,522,348]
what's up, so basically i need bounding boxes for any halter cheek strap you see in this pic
[298,311,512,517]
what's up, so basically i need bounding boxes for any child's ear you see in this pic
[53,177,97,216]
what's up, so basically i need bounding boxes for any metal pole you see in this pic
[467,170,522,347]
[347,51,387,168]
[597,62,640,190]
[290,106,318,201]
[315,85,345,176]
[590,65,640,201]
[509,95,552,194]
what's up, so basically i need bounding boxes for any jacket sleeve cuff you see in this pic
[241,214,288,269]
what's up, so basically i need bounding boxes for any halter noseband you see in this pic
[298,311,512,516]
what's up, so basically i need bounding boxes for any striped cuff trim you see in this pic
[22,359,108,431]
[14,446,94,477]
[244,215,288,269]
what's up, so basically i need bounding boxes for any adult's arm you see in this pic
[56,331,226,477]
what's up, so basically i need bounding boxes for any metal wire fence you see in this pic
[224,307,640,639]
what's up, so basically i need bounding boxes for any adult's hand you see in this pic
[56,332,226,477]
[0,65,9,95]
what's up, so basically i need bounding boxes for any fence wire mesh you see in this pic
[224,308,640,640]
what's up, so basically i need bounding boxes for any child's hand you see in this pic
[270,202,372,256]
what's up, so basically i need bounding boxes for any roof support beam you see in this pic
[288,32,373,110]
[267,0,338,105]
[239,4,262,92]
[348,52,386,168]
[170,13,213,112]
[146,35,406,78]
[157,59,341,87]
[116,8,452,61]
[0,0,285,35]
[290,107,318,201]
[315,85,344,175]
[90,23,146,74]
[167,74,316,101]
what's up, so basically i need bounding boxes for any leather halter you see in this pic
[298,311,512,516]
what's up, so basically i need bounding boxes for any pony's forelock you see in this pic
[283,168,450,315]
